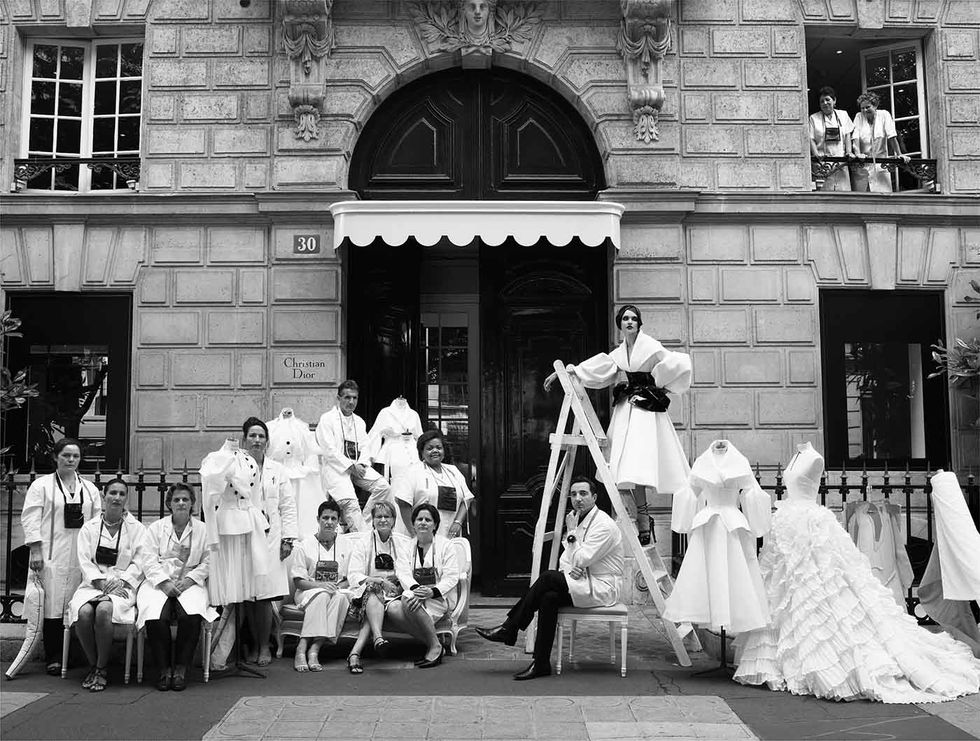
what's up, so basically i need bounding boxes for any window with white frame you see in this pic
[21,39,143,192]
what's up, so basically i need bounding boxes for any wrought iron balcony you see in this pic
[12,156,140,192]
[811,156,938,194]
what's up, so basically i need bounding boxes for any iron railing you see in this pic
[811,156,938,193]
[13,156,140,191]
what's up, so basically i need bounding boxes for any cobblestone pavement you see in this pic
[202,695,758,741]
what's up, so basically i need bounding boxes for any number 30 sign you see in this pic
[293,235,321,254]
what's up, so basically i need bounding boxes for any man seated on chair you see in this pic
[476,475,624,680]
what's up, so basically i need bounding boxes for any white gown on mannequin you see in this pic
[267,410,325,539]
[735,442,980,703]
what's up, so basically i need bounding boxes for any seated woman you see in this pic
[345,500,411,674]
[67,478,146,692]
[396,429,474,539]
[290,498,354,672]
[137,483,218,691]
[388,503,460,668]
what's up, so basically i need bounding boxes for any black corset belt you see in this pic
[612,372,671,413]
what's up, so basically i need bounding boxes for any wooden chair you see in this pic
[555,602,629,677]
[135,620,214,684]
[61,622,136,684]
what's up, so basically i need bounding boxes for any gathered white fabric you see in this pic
[930,470,980,602]
[735,443,980,703]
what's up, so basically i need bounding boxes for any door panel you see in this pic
[479,242,608,595]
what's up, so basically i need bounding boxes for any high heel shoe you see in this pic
[416,647,443,669]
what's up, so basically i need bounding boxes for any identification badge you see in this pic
[344,440,358,460]
[95,545,119,567]
[413,566,436,586]
[374,553,395,571]
[825,125,840,143]
[63,502,84,529]
[436,485,457,512]
[315,559,338,583]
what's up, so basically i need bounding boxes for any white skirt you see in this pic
[209,533,255,605]
[68,587,137,626]
[608,402,690,493]
[136,582,219,630]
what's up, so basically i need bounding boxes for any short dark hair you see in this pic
[570,475,596,494]
[52,437,84,459]
[416,428,444,460]
[817,86,836,100]
[102,477,129,494]
[412,502,441,531]
[166,482,196,510]
[242,417,269,438]
[338,380,359,395]
[615,305,643,329]
[318,497,342,520]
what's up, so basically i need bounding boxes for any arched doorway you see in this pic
[345,68,609,594]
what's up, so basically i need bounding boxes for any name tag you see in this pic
[315,559,338,583]
[436,485,457,512]
[344,440,358,460]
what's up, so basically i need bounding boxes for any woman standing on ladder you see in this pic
[544,305,692,544]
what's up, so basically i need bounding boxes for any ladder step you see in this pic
[549,433,608,447]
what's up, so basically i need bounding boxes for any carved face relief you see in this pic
[461,0,491,38]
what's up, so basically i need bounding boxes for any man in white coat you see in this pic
[476,476,624,680]
[315,380,392,532]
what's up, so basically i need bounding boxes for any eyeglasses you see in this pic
[373,514,393,520]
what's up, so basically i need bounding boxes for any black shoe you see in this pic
[171,666,187,692]
[413,657,427,666]
[416,648,444,669]
[156,670,171,691]
[475,624,517,646]
[513,661,551,681]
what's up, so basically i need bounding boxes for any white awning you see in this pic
[329,200,625,249]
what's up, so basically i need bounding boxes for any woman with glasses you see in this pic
[345,500,410,673]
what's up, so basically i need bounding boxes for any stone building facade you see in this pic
[1,0,977,591]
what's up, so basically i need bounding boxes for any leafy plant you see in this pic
[930,279,980,427]
[0,311,40,456]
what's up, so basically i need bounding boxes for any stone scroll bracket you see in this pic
[282,0,336,142]
[617,0,674,144]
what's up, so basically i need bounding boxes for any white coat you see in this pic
[397,464,474,538]
[315,407,369,502]
[559,506,624,608]
[573,331,692,493]
[68,512,145,625]
[251,457,299,599]
[290,532,357,609]
[20,473,102,620]
[136,516,219,629]
[395,534,460,621]
[347,530,411,600]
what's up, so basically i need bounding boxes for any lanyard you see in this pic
[413,543,432,572]
[169,521,193,576]
[820,111,841,155]
[373,531,396,560]
[98,517,124,553]
[340,413,358,442]
[55,473,83,504]
[317,537,337,562]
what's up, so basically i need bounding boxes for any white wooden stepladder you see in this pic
[526,359,698,667]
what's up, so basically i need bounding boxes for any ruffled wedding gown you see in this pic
[734,442,980,703]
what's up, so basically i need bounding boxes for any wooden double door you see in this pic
[347,241,607,595]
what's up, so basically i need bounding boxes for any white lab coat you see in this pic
[136,516,219,629]
[397,463,474,538]
[315,407,369,503]
[559,506,624,608]
[20,473,102,620]
[68,512,145,625]
[395,534,460,622]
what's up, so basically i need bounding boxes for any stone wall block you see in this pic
[785,267,816,302]
[137,392,199,429]
[150,0,209,21]
[81,228,113,285]
[947,95,980,124]
[835,225,869,283]
[207,226,265,264]
[244,162,271,190]
[148,96,176,121]
[775,92,803,122]
[608,154,679,186]
[691,308,750,344]
[23,227,54,284]
[143,163,175,190]
[639,308,686,343]
[947,61,980,90]
[243,25,271,55]
[137,351,168,387]
[531,24,620,70]
[710,28,769,56]
[140,270,169,304]
[271,394,338,427]
[272,309,340,344]
[949,161,980,194]
[677,161,714,189]
[239,351,266,387]
[683,92,711,121]
[755,307,816,344]
[950,129,980,157]
[681,59,740,88]
[689,267,717,302]
[713,93,770,122]
[335,25,423,68]
[743,60,802,89]
[945,0,980,25]
[207,310,266,345]
[179,163,237,189]
[272,350,342,385]
[213,59,269,88]
[212,128,268,155]
[152,227,203,265]
[685,125,742,156]
[322,87,371,118]
[327,55,395,91]
[175,269,234,304]
[778,160,809,191]
[681,0,737,22]
[690,225,748,262]
[720,267,780,302]
[787,349,817,385]
[273,157,340,188]
[615,266,685,302]
[757,389,818,425]
[680,27,709,56]
[203,394,266,428]
[925,228,959,283]
[183,25,240,55]
[618,225,684,260]
[558,55,625,92]
[272,267,340,303]
[693,430,788,466]
[716,161,775,189]
[751,225,801,263]
[52,224,84,291]
[110,228,148,285]
[582,87,633,120]
[722,349,781,385]
[772,26,803,55]
[963,228,980,264]
[865,221,898,289]
[692,389,753,426]
[239,268,267,303]
[149,60,208,89]
[172,351,234,387]
[691,349,718,385]
[747,126,804,155]
[147,127,206,155]
[942,29,979,59]
[139,310,200,345]
[245,93,271,121]
[897,226,929,283]
[180,95,239,121]
[805,226,843,283]
[742,0,800,22]
[133,436,165,470]
[149,25,178,54]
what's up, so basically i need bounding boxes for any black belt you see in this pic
[612,372,671,413]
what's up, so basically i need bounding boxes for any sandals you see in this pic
[256,648,273,667]
[307,649,322,672]
[46,662,62,677]
[373,637,391,658]
[81,668,97,689]
[293,651,309,672]
[347,654,363,674]
[89,667,108,693]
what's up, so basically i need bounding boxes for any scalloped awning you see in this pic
[329,200,625,249]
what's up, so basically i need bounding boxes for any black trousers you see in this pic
[505,570,573,664]
[43,618,64,665]
[145,598,202,670]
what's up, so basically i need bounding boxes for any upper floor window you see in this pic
[19,39,143,192]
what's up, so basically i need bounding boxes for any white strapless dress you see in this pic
[734,470,980,703]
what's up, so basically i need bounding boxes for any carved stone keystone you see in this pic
[617,0,674,144]
[282,0,335,142]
